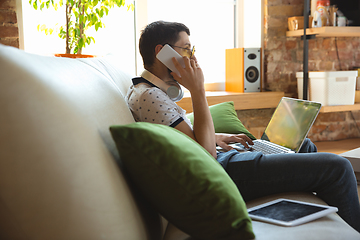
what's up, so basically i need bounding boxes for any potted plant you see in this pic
[29,0,133,57]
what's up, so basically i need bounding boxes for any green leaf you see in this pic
[77,28,81,37]
[32,0,38,10]
[119,0,125,7]
[95,22,100,31]
[78,37,85,49]
[40,2,45,10]
[91,14,97,24]
[127,3,134,11]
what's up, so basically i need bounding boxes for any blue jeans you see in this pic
[217,139,360,233]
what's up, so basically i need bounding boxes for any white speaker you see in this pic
[225,48,261,93]
[243,48,261,92]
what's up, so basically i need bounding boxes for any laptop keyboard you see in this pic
[251,140,292,155]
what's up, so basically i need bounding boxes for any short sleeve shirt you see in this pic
[126,77,193,128]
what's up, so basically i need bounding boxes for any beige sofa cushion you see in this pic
[248,193,360,240]
[0,44,163,240]
[163,192,360,240]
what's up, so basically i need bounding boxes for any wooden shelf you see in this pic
[286,26,360,38]
[320,103,360,113]
[315,138,360,155]
[177,91,284,113]
[177,91,360,113]
[319,91,360,112]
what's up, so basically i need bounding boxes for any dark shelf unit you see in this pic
[302,0,315,100]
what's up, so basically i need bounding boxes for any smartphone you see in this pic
[156,44,185,76]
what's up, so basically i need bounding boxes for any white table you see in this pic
[340,148,360,183]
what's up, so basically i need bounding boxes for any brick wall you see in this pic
[250,0,360,142]
[309,111,360,141]
[237,109,274,139]
[264,0,360,95]
[238,108,360,142]
[264,0,304,95]
[0,0,19,48]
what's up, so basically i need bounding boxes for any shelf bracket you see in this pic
[301,34,316,40]
[302,0,311,100]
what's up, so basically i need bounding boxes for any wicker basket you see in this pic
[288,16,313,31]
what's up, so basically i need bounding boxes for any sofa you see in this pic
[1,43,359,240]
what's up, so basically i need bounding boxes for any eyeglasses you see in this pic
[171,45,195,58]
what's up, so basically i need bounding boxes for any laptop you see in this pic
[225,97,322,155]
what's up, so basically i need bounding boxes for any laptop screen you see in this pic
[261,97,322,152]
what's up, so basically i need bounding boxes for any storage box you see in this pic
[296,71,358,106]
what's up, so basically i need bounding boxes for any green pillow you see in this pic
[110,122,254,240]
[187,101,256,140]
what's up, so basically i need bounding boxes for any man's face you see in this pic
[172,31,195,59]
[155,31,197,80]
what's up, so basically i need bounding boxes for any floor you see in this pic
[315,138,360,202]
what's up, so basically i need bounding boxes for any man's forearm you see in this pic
[191,91,217,158]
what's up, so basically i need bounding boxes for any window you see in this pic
[146,0,235,87]
[20,0,136,74]
[18,0,262,89]
[242,0,262,48]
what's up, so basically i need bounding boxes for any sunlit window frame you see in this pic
[16,0,264,92]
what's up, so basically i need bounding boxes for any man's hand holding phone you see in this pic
[156,44,204,93]
[156,44,185,76]
[171,54,205,94]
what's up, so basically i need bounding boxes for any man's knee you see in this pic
[327,153,355,179]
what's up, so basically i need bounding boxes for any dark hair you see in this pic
[139,21,190,68]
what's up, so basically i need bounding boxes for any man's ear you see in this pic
[155,44,163,55]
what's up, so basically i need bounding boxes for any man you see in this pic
[126,20,360,232]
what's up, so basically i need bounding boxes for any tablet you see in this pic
[247,198,338,227]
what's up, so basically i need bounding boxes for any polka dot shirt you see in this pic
[126,77,193,128]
